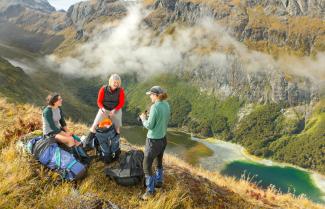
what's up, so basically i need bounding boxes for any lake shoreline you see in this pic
[124,126,325,200]
[191,135,325,199]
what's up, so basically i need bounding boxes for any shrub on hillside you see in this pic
[169,97,192,127]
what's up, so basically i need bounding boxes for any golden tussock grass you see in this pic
[0,98,324,209]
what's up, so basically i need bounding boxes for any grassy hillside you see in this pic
[0,21,64,54]
[0,97,324,209]
[0,56,101,122]
[0,57,45,104]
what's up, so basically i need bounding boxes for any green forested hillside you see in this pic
[270,100,325,173]
[124,74,243,137]
[125,74,325,174]
[233,100,325,174]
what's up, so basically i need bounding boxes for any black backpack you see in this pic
[105,150,144,186]
[85,125,121,163]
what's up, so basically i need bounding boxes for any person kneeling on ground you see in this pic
[139,86,170,200]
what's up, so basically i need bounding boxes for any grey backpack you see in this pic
[105,150,144,186]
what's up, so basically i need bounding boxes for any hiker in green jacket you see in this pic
[42,93,80,147]
[139,86,170,200]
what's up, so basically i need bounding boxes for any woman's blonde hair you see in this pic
[108,74,121,88]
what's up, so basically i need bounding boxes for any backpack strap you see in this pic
[66,160,77,171]
[55,147,61,168]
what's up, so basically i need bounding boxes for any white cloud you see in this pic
[48,0,84,10]
[45,5,325,84]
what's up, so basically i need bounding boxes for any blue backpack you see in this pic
[27,136,87,181]
[85,125,120,163]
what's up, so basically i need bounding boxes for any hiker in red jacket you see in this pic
[85,74,125,141]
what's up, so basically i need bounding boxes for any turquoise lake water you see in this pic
[121,126,325,203]
[221,160,324,203]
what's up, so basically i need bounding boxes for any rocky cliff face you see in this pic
[64,0,128,31]
[55,0,323,105]
[0,0,65,34]
[57,0,324,56]
[147,0,324,55]
[176,54,320,105]
[0,0,55,13]
[245,0,324,17]
[140,0,324,105]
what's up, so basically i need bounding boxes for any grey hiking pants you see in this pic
[143,137,167,176]
[91,109,122,129]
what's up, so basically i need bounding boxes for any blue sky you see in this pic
[48,0,84,10]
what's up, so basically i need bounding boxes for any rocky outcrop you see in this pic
[244,0,325,17]
[65,0,128,31]
[147,0,324,55]
[0,0,65,34]
[0,0,55,13]
[60,0,322,105]
[177,55,319,105]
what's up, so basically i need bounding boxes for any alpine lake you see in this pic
[121,126,325,203]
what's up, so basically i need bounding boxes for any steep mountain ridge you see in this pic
[0,0,55,13]
[61,0,324,53]
[0,0,65,54]
[47,0,324,106]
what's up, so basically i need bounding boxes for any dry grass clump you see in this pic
[0,98,324,209]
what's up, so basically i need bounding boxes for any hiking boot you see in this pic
[141,175,155,200]
[140,191,155,201]
[155,168,163,188]
[155,181,163,188]
[83,132,96,151]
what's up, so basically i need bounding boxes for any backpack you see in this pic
[86,125,120,163]
[27,136,87,181]
[105,150,144,186]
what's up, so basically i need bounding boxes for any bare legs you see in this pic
[55,131,80,147]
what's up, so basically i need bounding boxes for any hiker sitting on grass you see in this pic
[42,93,80,147]
[139,86,170,200]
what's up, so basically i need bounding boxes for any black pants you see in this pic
[143,137,167,176]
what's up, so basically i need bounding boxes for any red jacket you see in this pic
[97,86,125,111]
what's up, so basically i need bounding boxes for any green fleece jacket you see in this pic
[142,101,170,139]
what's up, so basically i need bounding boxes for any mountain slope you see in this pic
[0,56,100,121]
[0,57,45,104]
[0,98,323,209]
[49,0,323,107]
[0,0,65,54]
[54,0,325,56]
[0,0,55,13]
